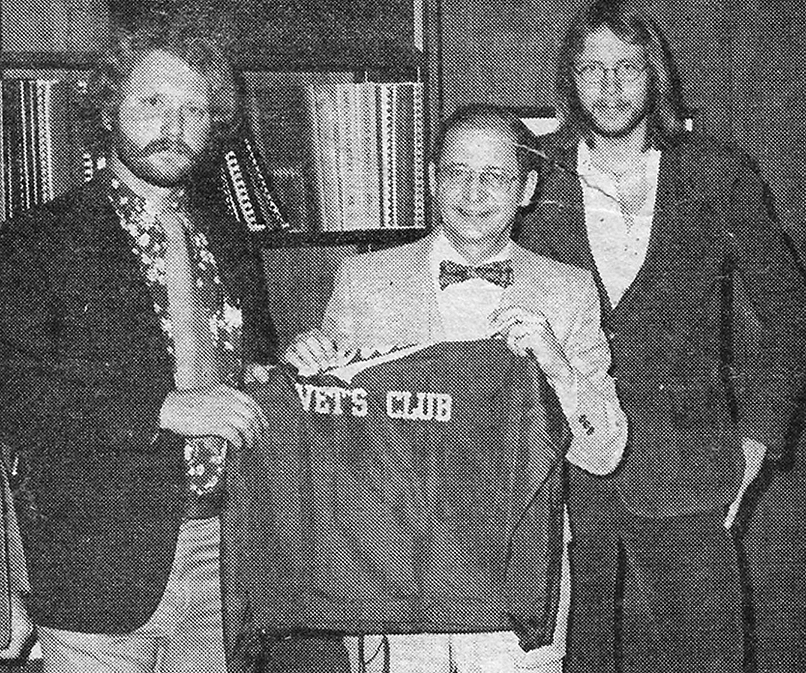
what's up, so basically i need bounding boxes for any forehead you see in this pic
[439,124,518,168]
[121,50,209,100]
[578,26,645,62]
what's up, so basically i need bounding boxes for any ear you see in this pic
[428,162,437,198]
[520,169,538,207]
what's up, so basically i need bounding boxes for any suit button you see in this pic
[607,331,616,340]
[658,384,665,391]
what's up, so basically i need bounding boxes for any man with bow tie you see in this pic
[284,103,627,673]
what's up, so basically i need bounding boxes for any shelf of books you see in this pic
[223,71,429,247]
[0,75,97,222]
[1,69,429,248]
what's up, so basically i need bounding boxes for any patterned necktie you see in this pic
[439,259,514,290]
[161,211,226,496]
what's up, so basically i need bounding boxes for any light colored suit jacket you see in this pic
[322,231,626,475]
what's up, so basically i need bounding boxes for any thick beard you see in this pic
[114,131,203,188]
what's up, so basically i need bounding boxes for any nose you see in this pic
[161,106,184,138]
[600,68,622,95]
[463,172,486,202]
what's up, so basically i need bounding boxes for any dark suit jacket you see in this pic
[0,175,276,633]
[517,129,806,519]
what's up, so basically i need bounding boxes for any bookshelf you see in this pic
[1,1,432,245]
[1,0,434,349]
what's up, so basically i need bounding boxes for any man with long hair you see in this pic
[517,0,806,671]
[0,19,276,673]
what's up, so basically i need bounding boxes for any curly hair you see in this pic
[555,0,687,146]
[84,20,239,154]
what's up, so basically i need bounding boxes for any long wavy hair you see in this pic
[84,20,239,157]
[555,0,688,146]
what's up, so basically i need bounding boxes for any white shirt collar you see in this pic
[431,230,512,264]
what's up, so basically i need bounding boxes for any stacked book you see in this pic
[244,77,426,233]
[1,79,90,222]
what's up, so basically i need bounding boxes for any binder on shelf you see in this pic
[243,74,426,237]
[305,83,342,232]
[1,79,92,222]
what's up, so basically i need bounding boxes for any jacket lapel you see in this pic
[380,233,446,345]
[536,133,615,324]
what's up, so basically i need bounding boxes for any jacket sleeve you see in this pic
[726,156,806,460]
[552,275,627,475]
[0,468,28,595]
[0,209,169,457]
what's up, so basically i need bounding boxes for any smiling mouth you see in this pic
[457,207,496,218]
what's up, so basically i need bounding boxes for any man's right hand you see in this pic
[283,329,340,376]
[159,384,268,450]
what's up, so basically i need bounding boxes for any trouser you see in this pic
[742,454,806,673]
[38,517,225,673]
[565,477,743,673]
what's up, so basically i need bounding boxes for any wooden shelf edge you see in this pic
[0,51,104,70]
[234,51,424,74]
[254,228,429,248]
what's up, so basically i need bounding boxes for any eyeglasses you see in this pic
[574,60,647,85]
[438,164,519,197]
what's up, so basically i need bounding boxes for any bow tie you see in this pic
[439,259,514,290]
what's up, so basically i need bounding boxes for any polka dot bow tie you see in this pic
[439,259,514,290]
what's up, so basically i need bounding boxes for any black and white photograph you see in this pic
[0,1,804,672]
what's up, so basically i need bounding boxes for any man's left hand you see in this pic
[724,437,767,529]
[488,306,573,385]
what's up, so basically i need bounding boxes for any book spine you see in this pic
[0,82,6,222]
[243,136,289,231]
[387,84,399,228]
[357,83,381,231]
[412,82,426,229]
[316,84,343,231]
[38,81,55,204]
[19,81,33,212]
[3,83,26,218]
[393,83,415,228]
[376,83,394,229]
[223,148,257,229]
[335,83,363,231]
[219,164,247,226]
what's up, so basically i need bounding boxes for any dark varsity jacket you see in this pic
[222,340,568,664]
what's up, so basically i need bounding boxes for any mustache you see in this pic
[143,138,194,156]
[592,100,632,111]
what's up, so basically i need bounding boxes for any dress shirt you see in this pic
[430,232,511,341]
[577,140,661,307]
[108,155,231,498]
